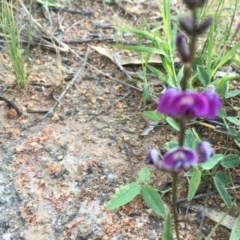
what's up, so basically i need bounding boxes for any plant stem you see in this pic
[178,118,185,147]
[181,10,197,91]
[172,172,180,240]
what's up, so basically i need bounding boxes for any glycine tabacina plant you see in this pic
[146,0,221,239]
[107,0,240,239]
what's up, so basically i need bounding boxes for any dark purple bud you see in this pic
[196,141,214,162]
[162,147,197,172]
[176,35,190,62]
[197,17,213,34]
[179,16,195,35]
[183,0,207,10]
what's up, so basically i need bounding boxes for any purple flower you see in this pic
[162,147,197,171]
[146,148,162,169]
[201,88,221,119]
[157,88,181,115]
[157,89,209,118]
[196,141,214,163]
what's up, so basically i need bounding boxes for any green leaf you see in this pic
[234,133,240,148]
[200,154,223,170]
[166,116,180,131]
[226,117,240,125]
[147,65,173,87]
[197,65,210,86]
[221,154,240,168]
[106,182,141,210]
[115,26,161,42]
[214,176,232,208]
[217,108,227,118]
[184,129,198,148]
[141,185,165,217]
[162,211,173,240]
[187,169,201,201]
[215,171,231,185]
[142,110,163,121]
[212,42,240,76]
[177,66,184,82]
[116,45,167,56]
[230,215,240,240]
[225,89,240,99]
[164,141,178,150]
[137,166,151,183]
[216,80,228,98]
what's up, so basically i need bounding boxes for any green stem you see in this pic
[172,172,180,240]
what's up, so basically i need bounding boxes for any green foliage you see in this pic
[1,0,29,87]
[137,166,151,183]
[187,169,201,201]
[36,0,71,11]
[166,117,180,131]
[106,182,141,211]
[141,185,165,217]
[200,154,224,170]
[221,154,240,168]
[213,176,232,208]
[230,215,240,240]
[162,212,173,240]
[142,110,164,122]
[106,166,165,216]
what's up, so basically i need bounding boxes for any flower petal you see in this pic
[196,141,214,162]
[146,148,162,169]
[157,88,181,115]
[201,89,221,119]
[162,147,197,171]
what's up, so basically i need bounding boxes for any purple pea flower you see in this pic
[162,147,197,171]
[196,141,214,163]
[201,88,221,119]
[158,89,209,118]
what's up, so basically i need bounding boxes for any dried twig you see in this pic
[19,0,70,52]
[22,48,89,130]
[0,85,23,116]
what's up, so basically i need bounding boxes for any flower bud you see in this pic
[197,17,213,34]
[179,16,195,35]
[176,35,190,62]
[183,0,207,10]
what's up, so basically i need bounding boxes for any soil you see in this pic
[0,1,240,240]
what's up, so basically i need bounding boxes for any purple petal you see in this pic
[146,148,162,169]
[157,88,181,115]
[196,141,214,163]
[201,89,221,119]
[162,147,197,171]
[170,91,209,118]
